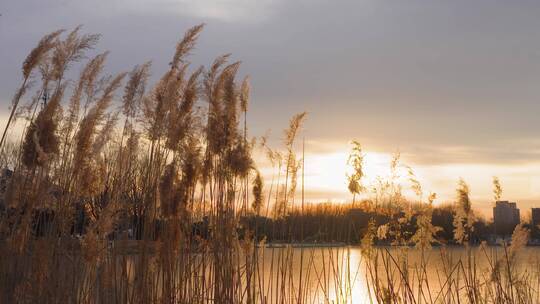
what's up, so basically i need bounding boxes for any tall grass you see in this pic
[0,26,539,304]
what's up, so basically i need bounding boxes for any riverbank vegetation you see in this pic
[0,25,539,303]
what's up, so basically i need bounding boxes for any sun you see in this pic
[253,143,399,203]
[302,150,393,202]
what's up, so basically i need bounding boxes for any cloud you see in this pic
[402,141,540,166]
[102,0,281,22]
[3,0,540,210]
[175,0,278,22]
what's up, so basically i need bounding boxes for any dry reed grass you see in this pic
[0,25,538,304]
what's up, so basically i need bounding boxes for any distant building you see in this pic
[532,208,540,228]
[493,201,520,236]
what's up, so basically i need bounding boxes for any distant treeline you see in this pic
[240,203,540,244]
[6,200,538,245]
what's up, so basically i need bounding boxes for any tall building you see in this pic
[493,201,520,236]
[532,208,540,228]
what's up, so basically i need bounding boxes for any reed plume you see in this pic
[240,76,250,113]
[50,26,100,82]
[22,85,65,168]
[493,176,503,202]
[411,192,441,249]
[122,62,151,119]
[284,112,307,149]
[347,140,365,205]
[22,30,64,79]
[252,170,263,214]
[165,67,203,151]
[0,30,64,149]
[171,24,205,70]
[453,178,475,244]
[63,52,108,135]
[74,72,125,189]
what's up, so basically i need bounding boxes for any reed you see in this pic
[0,25,538,304]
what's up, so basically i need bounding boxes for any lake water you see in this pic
[252,246,540,303]
[118,245,540,303]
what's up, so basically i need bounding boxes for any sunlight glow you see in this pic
[254,140,540,216]
[303,151,393,199]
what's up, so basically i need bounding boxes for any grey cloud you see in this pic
[402,143,540,166]
[2,0,540,166]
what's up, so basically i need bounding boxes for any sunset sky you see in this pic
[2,1,540,216]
